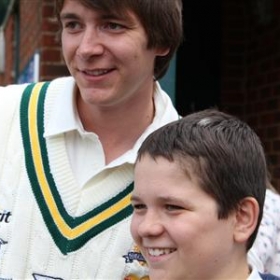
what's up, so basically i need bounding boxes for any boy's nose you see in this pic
[137,213,164,237]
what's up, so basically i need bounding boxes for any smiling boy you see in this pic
[131,109,280,280]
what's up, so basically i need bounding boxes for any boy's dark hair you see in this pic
[55,0,183,80]
[137,109,267,250]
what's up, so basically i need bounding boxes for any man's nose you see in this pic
[77,28,105,60]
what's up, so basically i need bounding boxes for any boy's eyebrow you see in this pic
[157,195,185,204]
[130,194,141,202]
[130,194,186,204]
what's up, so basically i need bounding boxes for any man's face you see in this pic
[60,0,168,109]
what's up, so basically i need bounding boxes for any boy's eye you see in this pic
[132,204,146,211]
[166,204,184,211]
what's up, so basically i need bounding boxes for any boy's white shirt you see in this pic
[248,189,280,276]
[248,265,267,280]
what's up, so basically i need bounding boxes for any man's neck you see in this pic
[76,88,155,164]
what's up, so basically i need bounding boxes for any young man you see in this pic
[0,0,183,278]
[131,109,280,280]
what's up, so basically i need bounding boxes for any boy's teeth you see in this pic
[148,248,175,256]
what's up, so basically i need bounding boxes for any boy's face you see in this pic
[59,0,168,109]
[131,154,238,280]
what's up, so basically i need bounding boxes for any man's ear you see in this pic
[233,197,259,244]
[156,47,170,57]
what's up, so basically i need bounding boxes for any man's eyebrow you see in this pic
[59,13,80,21]
[101,12,133,23]
[101,13,121,20]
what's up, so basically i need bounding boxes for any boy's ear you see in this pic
[233,197,259,244]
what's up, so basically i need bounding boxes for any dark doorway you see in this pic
[176,1,222,116]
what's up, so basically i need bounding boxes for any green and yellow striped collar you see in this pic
[20,82,133,255]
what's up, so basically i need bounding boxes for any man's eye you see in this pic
[103,22,124,31]
[63,21,81,30]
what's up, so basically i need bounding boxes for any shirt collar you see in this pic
[44,77,83,137]
[248,265,264,280]
[44,79,178,166]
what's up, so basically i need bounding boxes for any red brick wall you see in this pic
[221,0,280,191]
[220,2,247,117]
[20,0,42,74]
[0,13,16,85]
[0,0,68,85]
[40,0,69,81]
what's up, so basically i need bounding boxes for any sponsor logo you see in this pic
[32,274,63,280]
[0,211,11,223]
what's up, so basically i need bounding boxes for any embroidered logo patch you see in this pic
[123,245,146,264]
[123,245,149,280]
[123,251,146,264]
